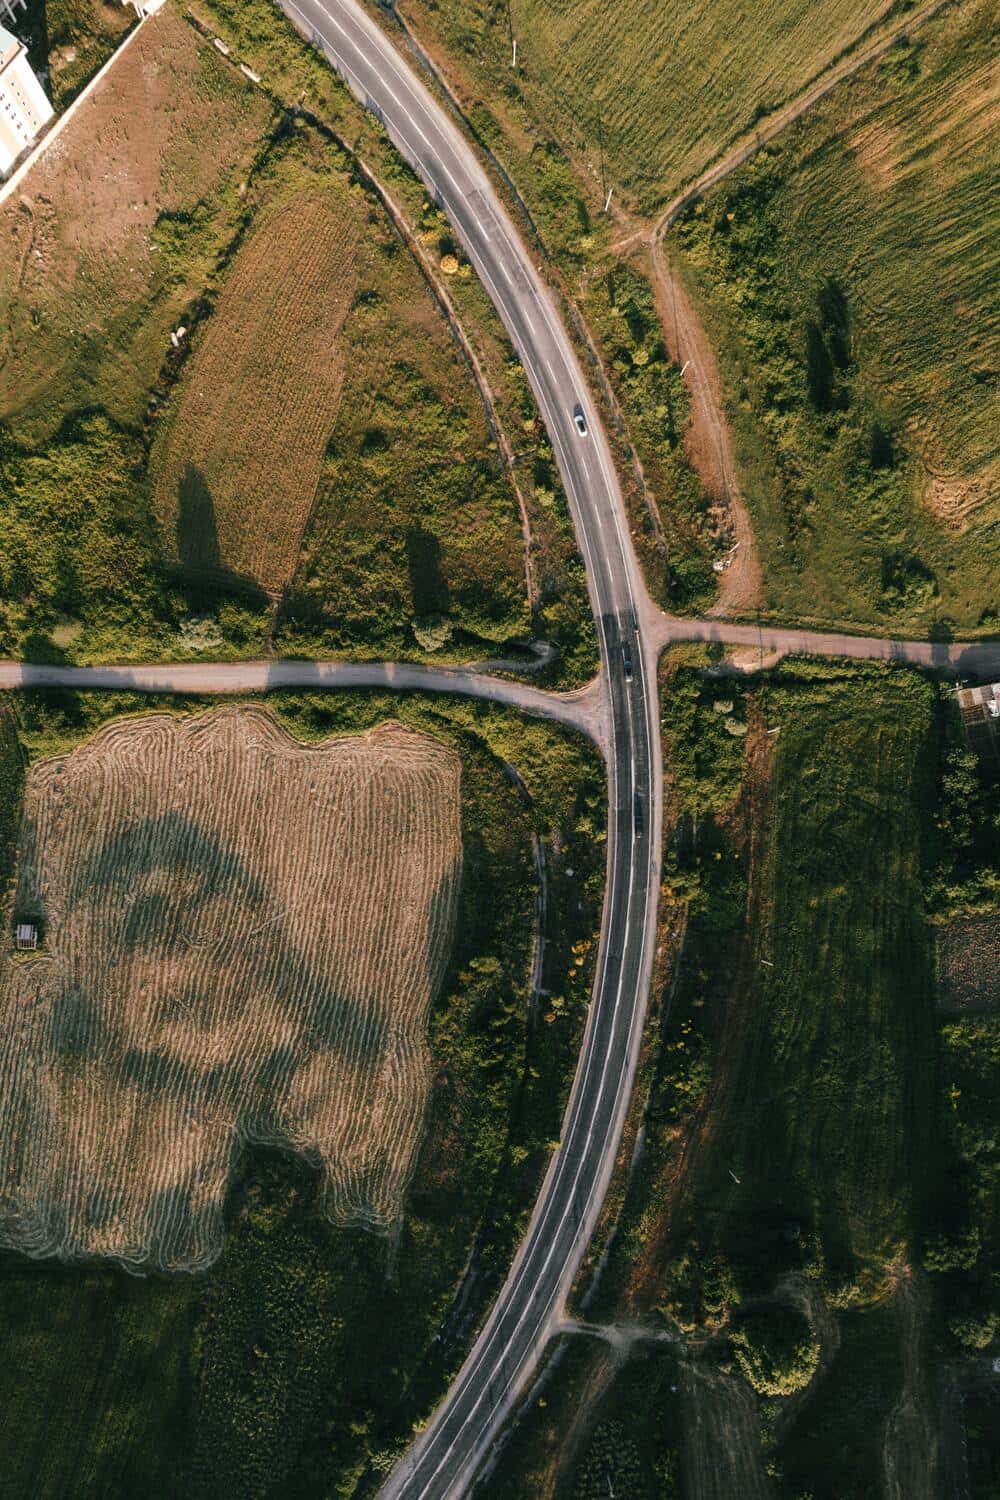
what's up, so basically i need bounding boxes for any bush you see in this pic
[731,1303,820,1397]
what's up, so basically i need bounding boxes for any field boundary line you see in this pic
[0,0,163,212]
[647,0,957,240]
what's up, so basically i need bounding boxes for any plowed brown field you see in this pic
[0,706,461,1272]
[151,190,361,597]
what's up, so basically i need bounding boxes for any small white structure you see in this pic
[0,22,53,178]
[14,923,38,951]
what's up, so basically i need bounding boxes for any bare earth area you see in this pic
[648,240,762,616]
[937,913,1000,1012]
[0,706,461,1272]
[0,2,272,437]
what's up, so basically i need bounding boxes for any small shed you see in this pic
[14,923,37,951]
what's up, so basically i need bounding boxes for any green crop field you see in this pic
[592,661,938,1336]
[0,689,605,1497]
[719,669,937,1292]
[404,0,891,213]
[673,0,999,630]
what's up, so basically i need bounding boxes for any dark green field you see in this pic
[0,690,604,1498]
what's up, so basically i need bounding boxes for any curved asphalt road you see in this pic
[272,0,662,1494]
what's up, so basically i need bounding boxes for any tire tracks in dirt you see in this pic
[647,239,762,617]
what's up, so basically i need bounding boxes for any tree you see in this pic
[731,1303,820,1397]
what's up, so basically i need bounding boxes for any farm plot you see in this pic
[151,187,360,597]
[403,0,890,212]
[673,0,999,629]
[0,1,273,440]
[0,705,461,1272]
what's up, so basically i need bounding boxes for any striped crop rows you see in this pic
[0,707,461,1272]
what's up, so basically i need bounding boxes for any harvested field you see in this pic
[0,706,461,1271]
[937,913,1000,1012]
[151,190,360,597]
[0,2,273,438]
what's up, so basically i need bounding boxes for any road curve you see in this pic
[0,659,607,745]
[271,0,662,1494]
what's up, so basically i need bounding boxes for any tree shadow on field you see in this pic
[173,465,272,609]
[61,811,390,1059]
[406,527,450,618]
[6,778,464,1264]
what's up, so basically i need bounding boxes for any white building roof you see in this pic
[0,23,53,178]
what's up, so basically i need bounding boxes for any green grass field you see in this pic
[481,1340,682,1500]
[720,668,937,1293]
[773,1303,903,1500]
[23,0,135,109]
[593,661,937,1337]
[0,689,604,1497]
[673,0,999,630]
[403,0,891,213]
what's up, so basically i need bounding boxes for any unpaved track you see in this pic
[648,240,762,616]
[883,1269,940,1500]
[0,658,610,750]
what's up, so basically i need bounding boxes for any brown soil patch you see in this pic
[0,706,461,1272]
[937,913,1000,1012]
[924,467,996,529]
[648,241,762,617]
[0,5,273,433]
[151,189,360,596]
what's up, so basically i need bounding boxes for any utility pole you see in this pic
[511,36,517,67]
[604,186,613,214]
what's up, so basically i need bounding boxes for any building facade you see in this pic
[0,21,53,178]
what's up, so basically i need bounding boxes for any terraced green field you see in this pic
[673,0,999,629]
[405,0,891,210]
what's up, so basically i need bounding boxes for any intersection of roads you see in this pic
[2,3,996,1495]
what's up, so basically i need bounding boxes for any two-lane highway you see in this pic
[275,1,662,1493]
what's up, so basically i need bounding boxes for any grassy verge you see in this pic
[482,1339,682,1500]
[398,0,894,216]
[671,0,999,631]
[0,688,604,1497]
